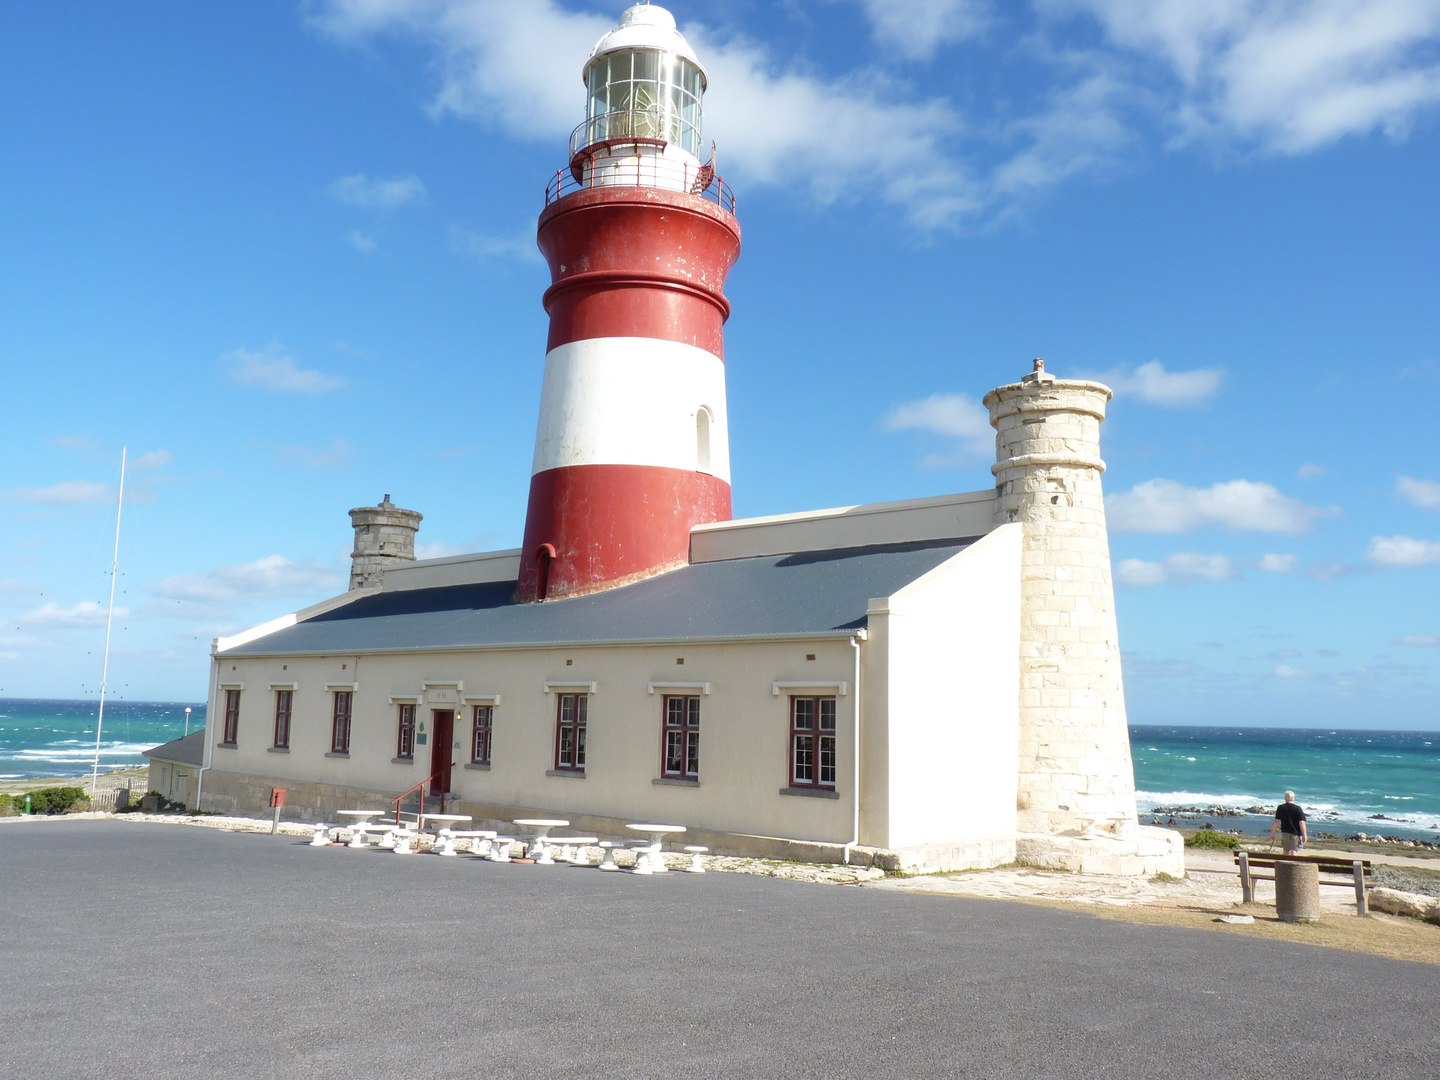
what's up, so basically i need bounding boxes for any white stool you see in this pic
[488,837,515,863]
[392,829,419,855]
[684,845,709,873]
[309,824,334,847]
[629,840,659,875]
[434,828,459,857]
[553,837,598,864]
[597,841,622,871]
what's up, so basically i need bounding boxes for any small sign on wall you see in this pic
[427,688,457,704]
[417,733,428,745]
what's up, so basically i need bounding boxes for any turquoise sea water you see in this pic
[2,703,1436,839]
[0,698,204,781]
[1132,725,1440,840]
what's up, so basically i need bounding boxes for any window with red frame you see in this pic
[472,705,493,765]
[331,691,352,754]
[554,693,586,771]
[221,689,240,746]
[273,690,292,749]
[790,696,836,789]
[662,695,699,779]
[396,703,415,760]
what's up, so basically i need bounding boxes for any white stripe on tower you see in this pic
[531,337,731,482]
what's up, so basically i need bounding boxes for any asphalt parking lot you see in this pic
[2,819,1437,1079]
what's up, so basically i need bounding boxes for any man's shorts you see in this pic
[1281,832,1303,852]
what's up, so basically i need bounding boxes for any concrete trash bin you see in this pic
[1275,861,1321,923]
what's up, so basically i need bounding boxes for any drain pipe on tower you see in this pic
[193,646,220,812]
[842,628,867,865]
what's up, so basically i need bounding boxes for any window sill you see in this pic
[653,777,699,787]
[267,747,290,754]
[463,762,491,771]
[218,743,237,749]
[546,769,585,779]
[392,757,414,765]
[325,751,350,759]
[779,786,839,800]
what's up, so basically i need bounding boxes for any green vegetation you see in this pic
[1184,828,1242,851]
[0,786,88,815]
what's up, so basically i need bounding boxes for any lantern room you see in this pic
[569,3,711,192]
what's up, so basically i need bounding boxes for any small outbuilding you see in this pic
[142,730,205,809]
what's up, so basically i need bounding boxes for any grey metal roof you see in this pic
[143,729,206,767]
[221,538,975,657]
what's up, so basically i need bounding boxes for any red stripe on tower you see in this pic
[516,4,741,603]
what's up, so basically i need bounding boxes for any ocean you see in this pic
[2,702,1436,840]
[1132,725,1440,841]
[0,698,205,782]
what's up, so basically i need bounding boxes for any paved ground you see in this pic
[3,820,1437,1079]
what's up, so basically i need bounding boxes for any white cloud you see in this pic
[1367,534,1440,567]
[859,0,990,60]
[329,173,427,209]
[1098,360,1223,406]
[6,480,111,505]
[0,578,39,595]
[50,435,99,451]
[882,392,994,459]
[152,555,343,603]
[1058,0,1440,154]
[312,0,983,228]
[1258,553,1298,573]
[16,600,129,629]
[1114,551,1234,586]
[1273,664,1310,679]
[127,450,171,471]
[274,439,357,470]
[348,229,378,253]
[1398,634,1439,647]
[1107,478,1334,534]
[224,344,349,395]
[1396,475,1440,510]
[450,225,542,263]
[1297,462,1326,479]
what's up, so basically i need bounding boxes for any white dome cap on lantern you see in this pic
[585,3,707,88]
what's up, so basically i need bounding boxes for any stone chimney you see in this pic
[348,495,422,591]
[984,362,1139,840]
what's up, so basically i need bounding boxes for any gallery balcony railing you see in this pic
[545,152,735,215]
[569,108,702,161]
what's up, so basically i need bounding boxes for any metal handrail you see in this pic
[391,760,454,825]
[545,154,735,216]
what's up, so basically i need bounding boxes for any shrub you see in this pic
[0,794,15,817]
[1185,828,1241,850]
[64,798,94,814]
[24,786,88,815]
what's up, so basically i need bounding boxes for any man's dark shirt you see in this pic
[1275,802,1306,835]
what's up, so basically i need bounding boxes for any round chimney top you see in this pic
[586,3,706,86]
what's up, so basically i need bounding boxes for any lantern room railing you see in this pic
[545,150,735,215]
[569,109,702,161]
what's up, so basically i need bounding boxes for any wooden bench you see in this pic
[1235,851,1373,914]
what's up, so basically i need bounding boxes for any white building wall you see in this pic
[877,525,1021,850]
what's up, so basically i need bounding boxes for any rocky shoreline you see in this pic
[1145,803,1440,850]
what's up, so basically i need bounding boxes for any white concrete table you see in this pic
[337,810,383,848]
[513,818,569,864]
[625,824,686,874]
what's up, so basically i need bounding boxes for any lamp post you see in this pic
[184,707,191,737]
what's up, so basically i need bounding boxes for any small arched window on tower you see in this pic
[696,407,712,474]
[535,544,556,602]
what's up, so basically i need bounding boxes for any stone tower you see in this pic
[985,360,1139,839]
[348,495,422,591]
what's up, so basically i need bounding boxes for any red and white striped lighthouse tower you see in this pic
[516,3,741,603]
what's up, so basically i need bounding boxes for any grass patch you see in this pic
[1185,828,1241,851]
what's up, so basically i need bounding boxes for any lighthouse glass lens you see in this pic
[584,50,703,158]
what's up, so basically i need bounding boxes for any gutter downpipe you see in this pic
[194,645,220,812]
[842,627,867,865]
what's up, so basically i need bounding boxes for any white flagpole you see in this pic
[91,446,126,798]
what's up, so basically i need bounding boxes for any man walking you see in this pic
[1271,790,1307,852]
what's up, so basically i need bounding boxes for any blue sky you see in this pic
[1,0,1437,728]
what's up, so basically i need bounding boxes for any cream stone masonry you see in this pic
[348,495,423,591]
[985,361,1138,838]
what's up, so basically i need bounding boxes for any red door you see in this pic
[429,709,454,795]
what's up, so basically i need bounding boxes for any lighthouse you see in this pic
[515,2,741,602]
